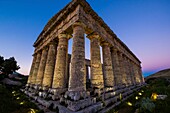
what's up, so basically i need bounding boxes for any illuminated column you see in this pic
[89,34,104,89]
[138,65,144,84]
[125,57,132,86]
[127,59,135,85]
[42,42,57,88]
[130,61,136,85]
[31,51,42,85]
[118,53,127,86]
[52,34,70,91]
[68,22,86,92]
[111,48,121,86]
[133,63,140,84]
[36,47,48,85]
[27,54,37,85]
[102,42,114,87]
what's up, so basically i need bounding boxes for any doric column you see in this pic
[89,34,104,89]
[111,48,121,86]
[31,52,42,85]
[133,63,140,84]
[127,59,135,85]
[124,57,132,86]
[52,34,70,90]
[138,65,144,84]
[42,42,57,88]
[102,42,114,87]
[118,52,127,86]
[140,67,145,83]
[36,47,48,85]
[27,54,37,84]
[68,22,86,92]
[130,61,136,85]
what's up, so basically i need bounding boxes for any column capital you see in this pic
[42,45,49,51]
[111,46,119,52]
[100,41,112,47]
[87,32,100,39]
[36,50,42,55]
[72,22,85,28]
[58,33,72,39]
[48,40,58,46]
[117,51,123,56]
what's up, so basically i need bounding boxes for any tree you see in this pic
[2,57,20,75]
[0,55,4,68]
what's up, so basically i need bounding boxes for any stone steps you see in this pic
[21,83,146,113]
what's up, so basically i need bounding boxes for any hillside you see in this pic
[145,68,170,81]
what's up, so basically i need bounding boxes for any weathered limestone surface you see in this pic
[133,64,140,84]
[127,59,134,85]
[27,54,37,84]
[69,22,86,92]
[52,34,69,90]
[124,57,132,86]
[138,66,144,83]
[111,48,121,86]
[89,34,104,89]
[130,61,136,85]
[42,42,57,88]
[31,52,41,84]
[117,53,127,85]
[102,42,114,87]
[36,47,48,85]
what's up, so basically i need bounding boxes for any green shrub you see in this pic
[137,97,155,113]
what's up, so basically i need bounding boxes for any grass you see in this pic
[107,78,170,113]
[0,84,43,113]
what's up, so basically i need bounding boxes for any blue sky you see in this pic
[0,0,170,77]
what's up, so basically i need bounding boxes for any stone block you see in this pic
[67,98,93,111]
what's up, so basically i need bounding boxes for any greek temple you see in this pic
[24,0,145,112]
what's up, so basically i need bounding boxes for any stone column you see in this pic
[68,22,86,92]
[102,42,114,87]
[89,34,104,89]
[111,48,121,86]
[52,34,70,91]
[36,47,48,86]
[133,63,140,84]
[118,53,127,86]
[31,51,42,85]
[127,59,135,85]
[130,61,136,85]
[42,42,57,88]
[27,54,37,85]
[138,65,144,84]
[125,57,132,86]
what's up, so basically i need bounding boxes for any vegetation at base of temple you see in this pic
[0,84,43,113]
[107,78,170,113]
[0,55,20,78]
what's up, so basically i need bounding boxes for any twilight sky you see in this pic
[0,0,170,77]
